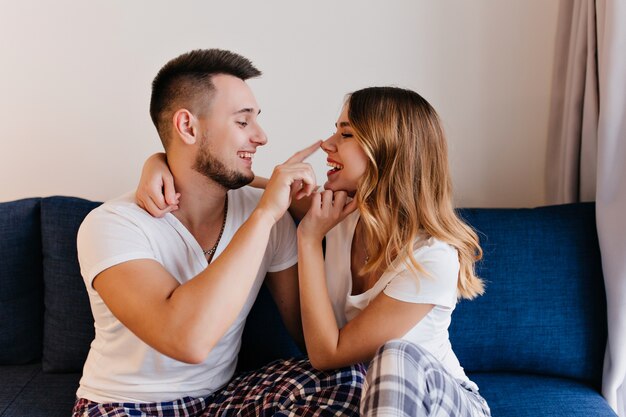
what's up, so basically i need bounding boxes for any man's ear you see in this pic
[172,109,198,145]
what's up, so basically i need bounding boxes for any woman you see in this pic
[295,87,490,416]
[137,86,491,416]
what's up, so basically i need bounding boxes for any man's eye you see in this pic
[237,121,248,127]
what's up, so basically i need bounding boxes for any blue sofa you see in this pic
[0,196,617,416]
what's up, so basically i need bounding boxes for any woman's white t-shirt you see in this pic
[324,211,476,388]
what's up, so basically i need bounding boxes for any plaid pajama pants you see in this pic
[72,357,364,417]
[361,340,491,417]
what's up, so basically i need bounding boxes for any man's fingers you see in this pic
[290,180,303,195]
[300,178,317,196]
[285,140,322,164]
[280,164,316,192]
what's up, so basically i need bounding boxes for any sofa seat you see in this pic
[470,373,617,416]
[0,363,80,417]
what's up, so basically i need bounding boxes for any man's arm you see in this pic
[93,208,276,364]
[93,154,318,364]
[264,264,306,352]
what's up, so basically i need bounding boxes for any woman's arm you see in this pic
[136,142,321,220]
[297,190,434,370]
[136,152,180,217]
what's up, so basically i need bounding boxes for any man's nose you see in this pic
[251,125,267,146]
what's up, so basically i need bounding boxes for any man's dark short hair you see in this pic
[149,49,261,149]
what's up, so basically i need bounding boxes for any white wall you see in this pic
[0,0,559,208]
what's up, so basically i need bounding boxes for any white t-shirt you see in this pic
[76,187,297,403]
[325,211,476,389]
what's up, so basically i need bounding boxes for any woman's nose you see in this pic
[320,134,337,153]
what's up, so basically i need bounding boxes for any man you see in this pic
[73,49,363,416]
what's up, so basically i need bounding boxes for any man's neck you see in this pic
[171,169,229,237]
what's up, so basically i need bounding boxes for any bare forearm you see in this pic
[249,176,269,189]
[297,236,341,368]
[167,209,276,361]
[108,145,321,363]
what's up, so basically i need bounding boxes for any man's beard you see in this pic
[193,145,253,190]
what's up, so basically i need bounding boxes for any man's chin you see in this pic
[227,172,254,190]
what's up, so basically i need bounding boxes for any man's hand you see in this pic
[256,141,321,222]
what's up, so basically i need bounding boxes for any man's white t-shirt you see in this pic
[76,187,297,403]
[325,211,476,389]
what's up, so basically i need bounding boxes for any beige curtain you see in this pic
[545,0,598,204]
[547,1,626,415]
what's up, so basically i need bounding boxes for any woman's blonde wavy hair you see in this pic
[348,87,484,300]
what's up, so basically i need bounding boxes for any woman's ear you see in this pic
[172,109,197,145]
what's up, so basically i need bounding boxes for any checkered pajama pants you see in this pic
[72,357,364,417]
[361,340,491,417]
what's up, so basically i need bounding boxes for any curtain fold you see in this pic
[596,1,626,415]
[545,0,598,204]
[547,1,626,415]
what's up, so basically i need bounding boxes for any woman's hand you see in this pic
[298,190,358,241]
[136,153,180,218]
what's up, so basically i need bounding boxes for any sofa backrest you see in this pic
[0,198,43,365]
[450,203,606,389]
[0,196,299,372]
[40,196,101,372]
[0,197,607,387]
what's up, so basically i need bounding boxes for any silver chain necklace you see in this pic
[203,194,228,260]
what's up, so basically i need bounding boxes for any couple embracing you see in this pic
[73,49,490,417]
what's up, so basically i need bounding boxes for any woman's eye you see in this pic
[341,133,353,138]
[237,121,248,127]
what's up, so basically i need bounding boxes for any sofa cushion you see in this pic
[0,198,44,365]
[452,203,606,387]
[0,363,42,414]
[41,196,101,373]
[0,363,80,417]
[469,373,617,416]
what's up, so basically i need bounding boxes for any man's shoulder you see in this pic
[81,191,159,231]
[76,192,169,285]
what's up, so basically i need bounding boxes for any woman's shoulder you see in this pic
[412,233,459,263]
[393,234,460,285]
[384,235,459,305]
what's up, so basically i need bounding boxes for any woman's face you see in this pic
[321,104,368,195]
